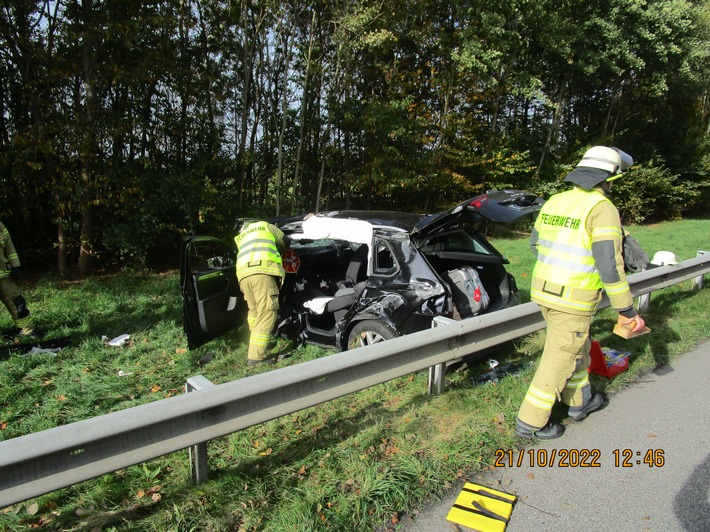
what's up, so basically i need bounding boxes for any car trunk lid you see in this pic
[412,190,544,238]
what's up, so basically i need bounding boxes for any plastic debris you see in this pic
[602,348,630,368]
[472,363,524,386]
[104,334,130,347]
[20,347,62,358]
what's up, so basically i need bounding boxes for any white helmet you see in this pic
[565,146,634,189]
[576,146,633,175]
[650,251,679,266]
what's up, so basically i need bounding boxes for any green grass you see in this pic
[0,219,708,531]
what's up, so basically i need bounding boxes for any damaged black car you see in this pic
[180,190,544,352]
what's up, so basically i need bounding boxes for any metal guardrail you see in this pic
[1,254,708,507]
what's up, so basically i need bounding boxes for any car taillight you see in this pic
[474,287,482,302]
[469,196,488,209]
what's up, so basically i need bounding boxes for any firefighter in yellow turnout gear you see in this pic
[0,221,35,337]
[234,220,290,366]
[516,147,646,440]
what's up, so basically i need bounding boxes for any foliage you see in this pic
[528,157,704,227]
[612,164,702,225]
[0,0,708,273]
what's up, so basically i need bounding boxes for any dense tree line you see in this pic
[1,0,708,274]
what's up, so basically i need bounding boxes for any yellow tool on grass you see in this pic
[446,481,517,531]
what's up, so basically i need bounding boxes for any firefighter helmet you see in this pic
[650,251,679,266]
[234,218,258,234]
[564,146,633,189]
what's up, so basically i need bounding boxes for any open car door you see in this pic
[180,236,243,349]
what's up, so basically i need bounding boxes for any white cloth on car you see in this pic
[295,216,373,247]
[303,297,335,314]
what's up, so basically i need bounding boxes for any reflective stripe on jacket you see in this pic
[0,222,20,279]
[234,222,285,282]
[531,187,631,315]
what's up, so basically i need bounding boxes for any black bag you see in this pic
[622,230,650,273]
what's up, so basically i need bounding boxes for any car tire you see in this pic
[347,320,399,350]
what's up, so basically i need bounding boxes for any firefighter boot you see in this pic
[568,393,609,422]
[247,356,276,367]
[515,419,565,440]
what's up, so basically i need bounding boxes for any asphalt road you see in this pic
[398,339,710,532]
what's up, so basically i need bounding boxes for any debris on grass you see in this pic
[103,334,131,347]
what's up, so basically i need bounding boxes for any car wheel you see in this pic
[347,320,399,350]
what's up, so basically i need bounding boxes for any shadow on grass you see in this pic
[195,342,530,499]
[592,290,695,375]
[97,277,180,333]
[26,272,183,344]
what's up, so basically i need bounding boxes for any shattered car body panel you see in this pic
[277,231,448,350]
[180,190,544,352]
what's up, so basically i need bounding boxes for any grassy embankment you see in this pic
[0,219,708,531]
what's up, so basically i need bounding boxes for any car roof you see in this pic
[281,190,543,243]
[323,210,424,231]
[290,215,375,245]
[283,211,423,245]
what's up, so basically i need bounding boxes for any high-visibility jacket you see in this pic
[0,222,21,279]
[234,221,285,283]
[530,187,633,315]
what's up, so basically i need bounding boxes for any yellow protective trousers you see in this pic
[0,277,33,330]
[239,274,280,362]
[518,306,592,429]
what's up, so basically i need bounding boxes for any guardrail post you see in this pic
[428,317,456,396]
[427,364,446,396]
[637,274,651,313]
[693,251,709,290]
[185,375,215,484]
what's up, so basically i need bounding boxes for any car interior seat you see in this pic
[335,244,369,290]
[299,244,369,323]
[324,244,369,318]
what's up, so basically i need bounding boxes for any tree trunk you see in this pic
[291,10,316,215]
[237,0,254,210]
[275,23,293,217]
[54,189,68,276]
[251,79,263,204]
[535,78,568,180]
[316,48,341,213]
[426,59,456,211]
[77,0,97,277]
[603,77,624,140]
